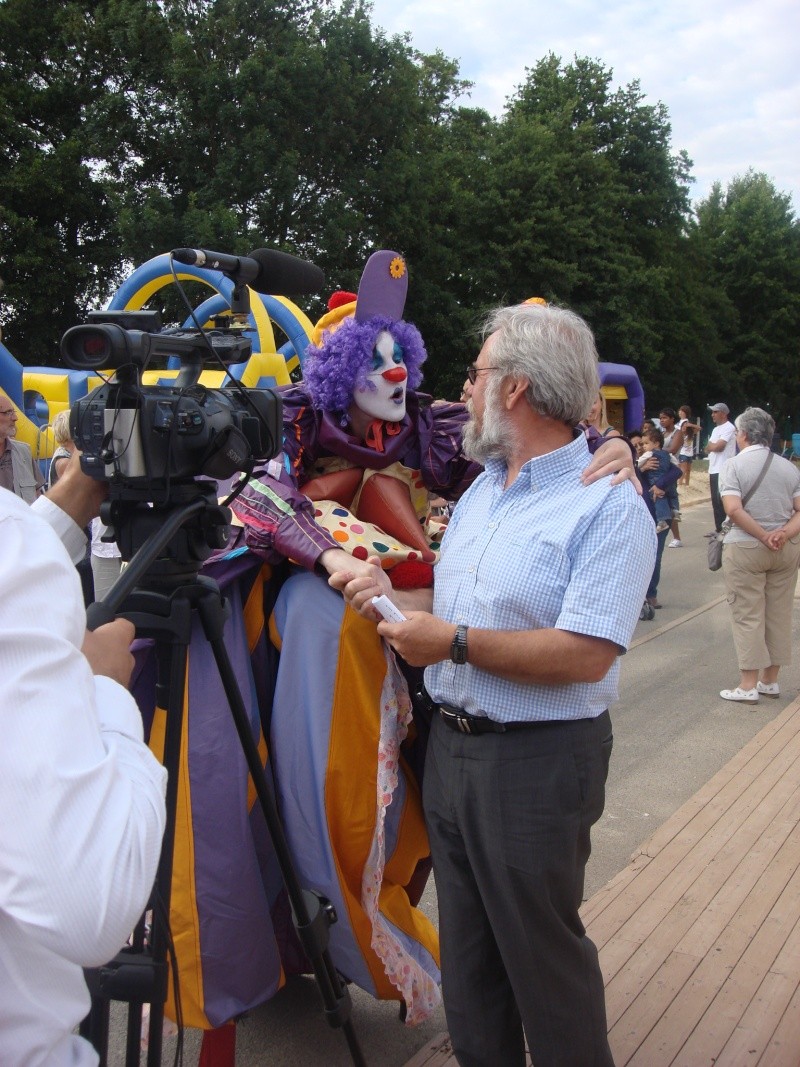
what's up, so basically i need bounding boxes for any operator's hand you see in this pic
[581,437,641,492]
[377,612,453,667]
[329,554,391,620]
[46,449,108,528]
[82,618,136,688]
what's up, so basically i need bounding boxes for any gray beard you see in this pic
[462,396,511,465]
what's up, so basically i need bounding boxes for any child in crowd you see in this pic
[638,427,675,533]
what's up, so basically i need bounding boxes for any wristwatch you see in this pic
[450,624,469,665]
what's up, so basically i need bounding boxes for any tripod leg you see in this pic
[142,636,190,1067]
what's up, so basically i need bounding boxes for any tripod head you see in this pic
[86,481,231,630]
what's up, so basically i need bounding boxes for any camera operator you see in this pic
[0,452,167,1065]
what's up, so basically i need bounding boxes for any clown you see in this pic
[229,252,477,1024]
[232,250,477,587]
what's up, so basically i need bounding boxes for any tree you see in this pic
[693,172,800,420]
[0,0,475,362]
[0,0,138,360]
[470,55,695,402]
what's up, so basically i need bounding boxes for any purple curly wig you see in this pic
[303,315,427,413]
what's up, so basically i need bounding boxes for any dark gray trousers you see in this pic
[423,711,615,1067]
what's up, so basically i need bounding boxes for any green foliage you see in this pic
[693,172,800,421]
[475,55,695,391]
[0,1,797,427]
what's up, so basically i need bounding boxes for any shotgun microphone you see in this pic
[171,247,324,296]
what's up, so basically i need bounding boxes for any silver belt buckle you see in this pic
[440,705,472,734]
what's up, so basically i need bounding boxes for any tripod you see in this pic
[79,485,366,1066]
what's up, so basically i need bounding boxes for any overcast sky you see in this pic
[365,0,799,211]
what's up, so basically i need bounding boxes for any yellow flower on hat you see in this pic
[389,256,406,280]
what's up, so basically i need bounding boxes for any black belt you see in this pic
[437,703,541,735]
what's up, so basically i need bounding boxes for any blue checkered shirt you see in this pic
[424,434,656,723]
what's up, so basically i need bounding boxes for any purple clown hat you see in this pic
[354,251,408,323]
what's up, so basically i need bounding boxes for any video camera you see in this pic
[61,309,283,490]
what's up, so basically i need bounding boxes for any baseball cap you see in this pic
[708,403,729,414]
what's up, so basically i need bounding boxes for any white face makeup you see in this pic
[353,329,408,422]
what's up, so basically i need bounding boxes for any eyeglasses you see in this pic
[466,364,501,385]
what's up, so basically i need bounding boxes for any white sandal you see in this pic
[756,681,780,698]
[720,687,759,704]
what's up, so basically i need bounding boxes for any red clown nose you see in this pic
[382,366,407,383]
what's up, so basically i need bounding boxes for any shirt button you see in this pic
[488,522,496,529]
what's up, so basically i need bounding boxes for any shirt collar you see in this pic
[484,432,589,491]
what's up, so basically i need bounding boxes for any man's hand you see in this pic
[581,437,641,492]
[46,450,107,528]
[377,612,454,667]
[82,618,136,688]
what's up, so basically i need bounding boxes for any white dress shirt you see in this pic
[0,489,167,1066]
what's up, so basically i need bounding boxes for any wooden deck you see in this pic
[404,696,800,1067]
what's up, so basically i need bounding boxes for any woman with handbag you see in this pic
[719,407,800,704]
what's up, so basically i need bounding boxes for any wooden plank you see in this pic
[583,700,800,935]
[587,710,800,963]
[670,775,800,957]
[621,835,800,1065]
[669,870,800,1064]
[609,947,702,1066]
[603,749,800,1057]
[756,980,800,1067]
[402,1033,454,1067]
[596,768,799,990]
[714,913,800,1065]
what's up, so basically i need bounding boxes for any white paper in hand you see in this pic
[371,595,408,623]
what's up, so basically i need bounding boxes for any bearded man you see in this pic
[334,301,655,1065]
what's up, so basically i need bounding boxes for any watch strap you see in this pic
[450,624,469,664]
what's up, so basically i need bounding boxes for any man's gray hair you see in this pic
[735,407,774,447]
[482,303,600,425]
